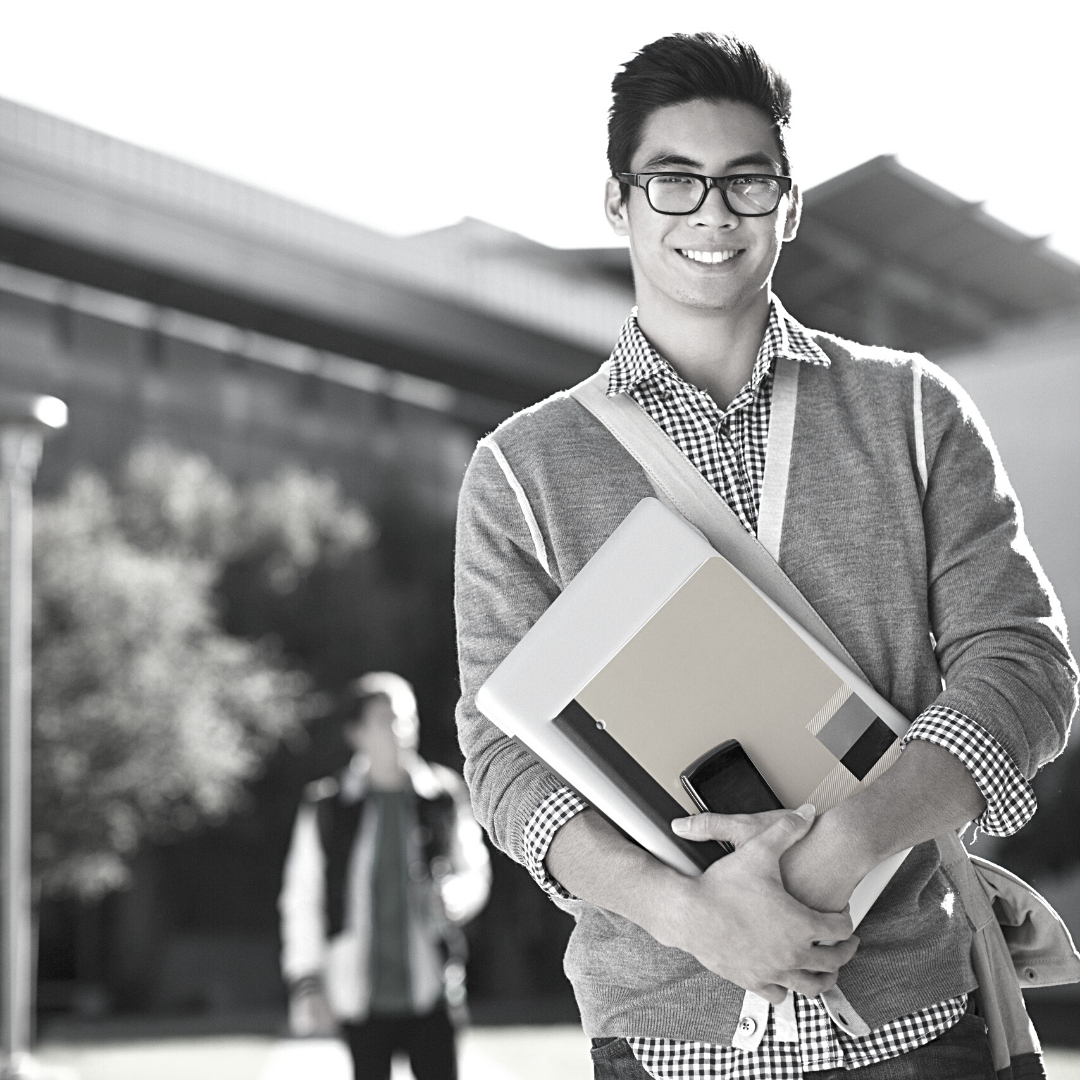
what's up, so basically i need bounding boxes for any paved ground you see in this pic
[30,1028,1080,1079]
[33,1025,594,1080]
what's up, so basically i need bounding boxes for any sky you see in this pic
[1,0,1078,260]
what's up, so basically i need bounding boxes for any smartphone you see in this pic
[680,740,785,816]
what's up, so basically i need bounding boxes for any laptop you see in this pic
[477,497,911,926]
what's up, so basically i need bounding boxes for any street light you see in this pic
[0,393,67,1080]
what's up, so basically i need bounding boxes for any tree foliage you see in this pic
[32,444,374,898]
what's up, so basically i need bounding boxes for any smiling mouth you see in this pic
[678,248,741,264]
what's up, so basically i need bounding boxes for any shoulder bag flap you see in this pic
[969,854,1080,988]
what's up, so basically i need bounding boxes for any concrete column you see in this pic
[0,429,42,1078]
[0,394,66,1080]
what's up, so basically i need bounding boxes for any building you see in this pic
[3,98,1079,1027]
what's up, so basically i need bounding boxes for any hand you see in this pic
[289,985,337,1037]
[779,810,868,914]
[659,806,859,1004]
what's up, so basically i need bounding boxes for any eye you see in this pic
[729,176,778,194]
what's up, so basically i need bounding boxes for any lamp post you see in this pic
[0,393,67,1080]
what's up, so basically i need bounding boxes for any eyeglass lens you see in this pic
[646,175,783,216]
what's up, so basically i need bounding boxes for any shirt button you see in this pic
[737,1016,757,1036]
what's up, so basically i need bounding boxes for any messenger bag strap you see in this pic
[570,361,877,1040]
[570,362,1055,1065]
[570,362,864,677]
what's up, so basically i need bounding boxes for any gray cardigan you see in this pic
[453,330,1077,1042]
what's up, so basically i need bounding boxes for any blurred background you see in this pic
[0,0,1078,1076]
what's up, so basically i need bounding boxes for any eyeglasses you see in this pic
[617,172,793,217]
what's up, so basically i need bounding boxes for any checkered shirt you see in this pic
[604,302,828,534]
[626,993,968,1078]
[519,301,1036,1078]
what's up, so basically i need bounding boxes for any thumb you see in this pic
[671,810,786,848]
[746,803,816,859]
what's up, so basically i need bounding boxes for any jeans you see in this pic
[590,1014,998,1080]
[343,1005,457,1080]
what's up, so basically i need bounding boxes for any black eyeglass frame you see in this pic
[616,172,793,217]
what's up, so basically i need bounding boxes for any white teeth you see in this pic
[680,248,738,264]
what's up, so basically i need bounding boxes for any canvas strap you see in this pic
[569,362,872,1040]
[569,362,863,676]
[567,360,1074,1069]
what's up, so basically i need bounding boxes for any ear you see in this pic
[782,182,802,243]
[604,176,630,237]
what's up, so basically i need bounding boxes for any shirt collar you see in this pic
[607,296,830,398]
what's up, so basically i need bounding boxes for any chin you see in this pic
[670,283,757,312]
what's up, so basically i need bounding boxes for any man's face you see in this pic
[605,98,800,317]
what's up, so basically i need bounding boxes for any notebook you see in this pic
[477,497,911,923]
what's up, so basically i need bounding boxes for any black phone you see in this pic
[680,739,785,816]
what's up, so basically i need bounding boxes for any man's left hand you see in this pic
[672,809,864,913]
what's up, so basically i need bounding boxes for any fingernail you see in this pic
[794,803,816,820]
[671,818,691,835]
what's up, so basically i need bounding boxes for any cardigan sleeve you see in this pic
[918,365,1077,783]
[454,441,584,871]
[902,705,1035,835]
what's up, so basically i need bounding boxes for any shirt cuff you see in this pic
[521,786,589,900]
[901,705,1036,836]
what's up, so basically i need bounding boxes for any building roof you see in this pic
[3,95,1078,405]
[774,155,1080,353]
[0,98,626,411]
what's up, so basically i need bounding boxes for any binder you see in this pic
[477,497,911,925]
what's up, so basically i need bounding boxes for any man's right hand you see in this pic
[660,806,859,1003]
[545,804,859,1006]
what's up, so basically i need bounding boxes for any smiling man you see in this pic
[454,33,1076,1080]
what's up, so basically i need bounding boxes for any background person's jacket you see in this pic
[279,752,491,1021]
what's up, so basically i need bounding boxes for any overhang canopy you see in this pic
[774,155,1080,354]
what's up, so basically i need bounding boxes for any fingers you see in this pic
[804,938,860,971]
[782,969,841,998]
[743,804,817,860]
[755,983,789,1005]
[671,809,791,847]
[807,908,855,946]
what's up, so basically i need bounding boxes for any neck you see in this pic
[365,755,407,791]
[634,289,772,409]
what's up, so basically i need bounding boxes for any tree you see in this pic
[31,444,374,899]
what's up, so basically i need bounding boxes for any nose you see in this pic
[689,183,737,228]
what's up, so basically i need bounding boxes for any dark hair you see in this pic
[608,33,792,198]
[341,687,391,723]
[339,671,420,749]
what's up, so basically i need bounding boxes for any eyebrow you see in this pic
[725,151,782,172]
[637,150,783,173]
[639,152,702,170]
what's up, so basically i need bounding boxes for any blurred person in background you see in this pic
[279,671,490,1080]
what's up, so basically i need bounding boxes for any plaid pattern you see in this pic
[626,995,967,1079]
[522,787,589,899]
[903,705,1036,836]
[518,301,1020,1077]
[606,301,829,535]
[816,994,968,1070]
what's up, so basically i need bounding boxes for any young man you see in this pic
[454,33,1076,1080]
[279,672,491,1080]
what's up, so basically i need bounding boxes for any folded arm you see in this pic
[778,367,1077,912]
[546,802,859,1004]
